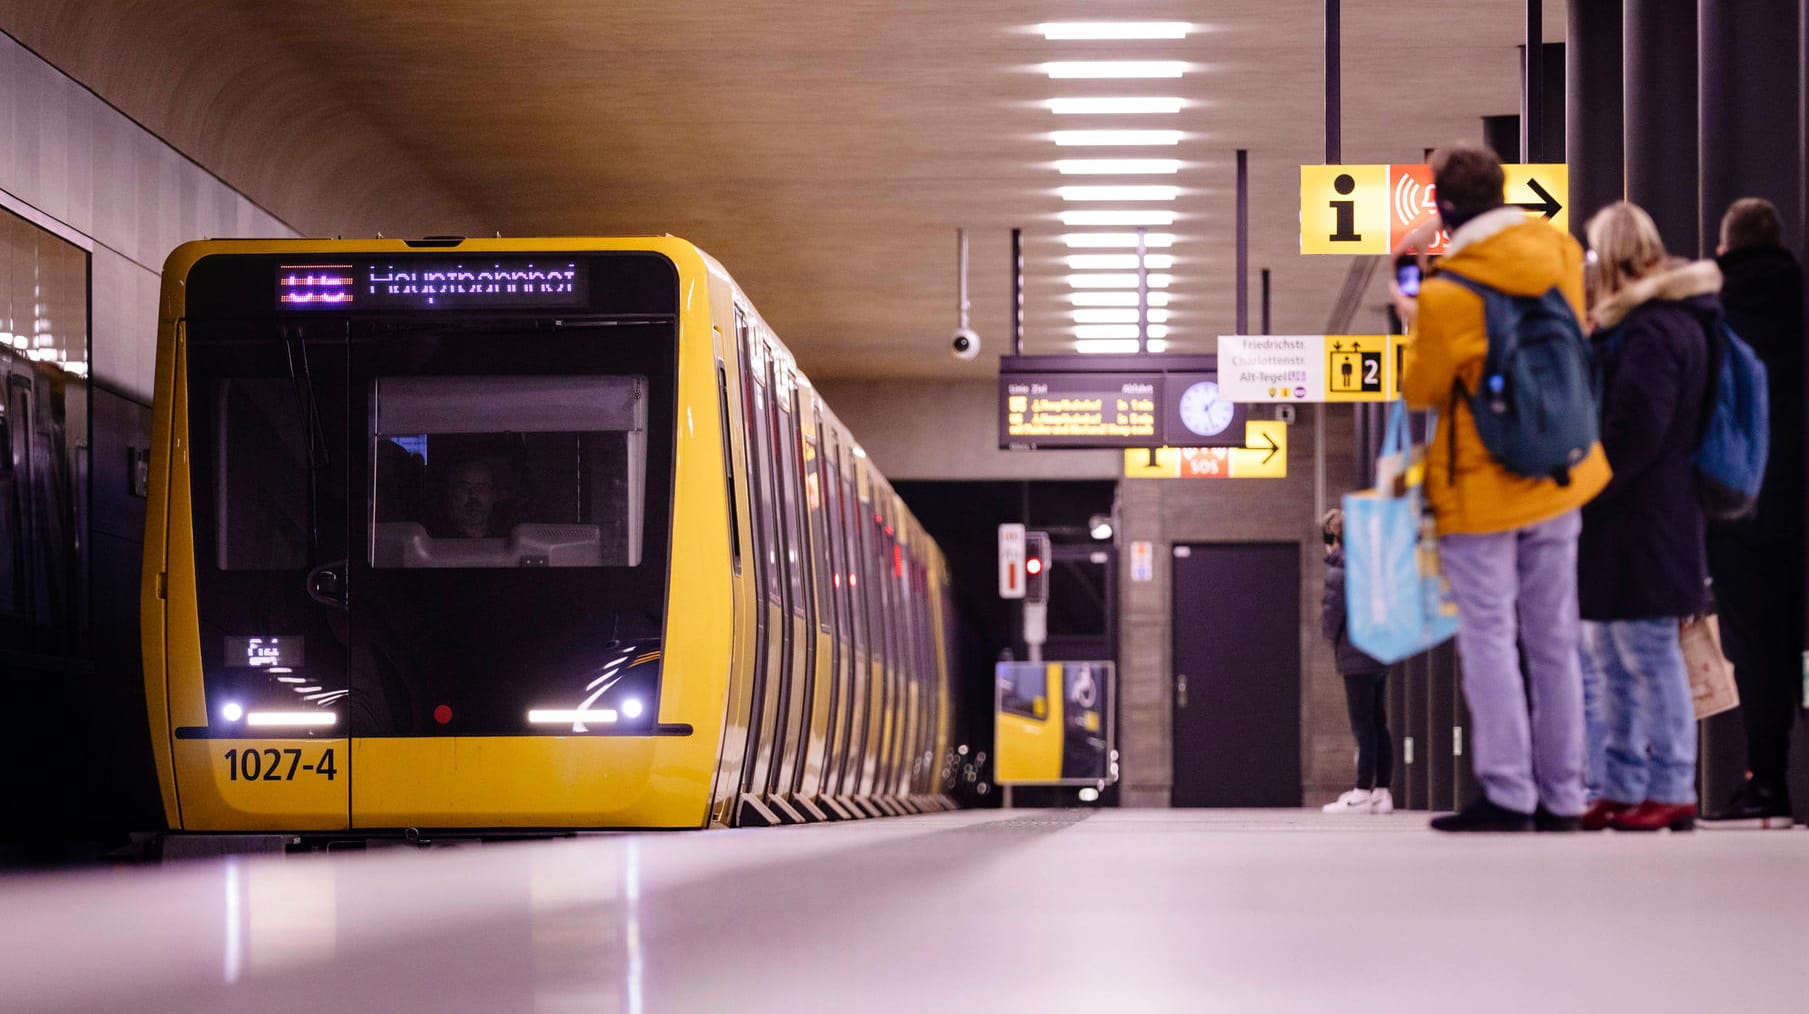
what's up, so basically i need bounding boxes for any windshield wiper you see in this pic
[283,326,331,556]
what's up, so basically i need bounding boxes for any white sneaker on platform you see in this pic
[1323,788,1373,814]
[1368,787,1395,814]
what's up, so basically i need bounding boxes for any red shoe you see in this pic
[1610,801,1697,832]
[1580,798,1635,831]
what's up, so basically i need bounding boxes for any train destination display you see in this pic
[999,356,1245,449]
[277,259,589,311]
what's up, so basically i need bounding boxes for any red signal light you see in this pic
[1025,557,1044,576]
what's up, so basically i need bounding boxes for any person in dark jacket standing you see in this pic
[1576,202,1714,833]
[1319,508,1395,815]
[1703,198,1806,829]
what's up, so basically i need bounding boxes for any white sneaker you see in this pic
[1368,787,1395,814]
[1323,788,1373,814]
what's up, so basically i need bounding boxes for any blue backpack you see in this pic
[1693,318,1770,519]
[1439,272,1599,486]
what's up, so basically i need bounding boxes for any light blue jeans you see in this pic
[1439,511,1587,816]
[1578,619,1697,805]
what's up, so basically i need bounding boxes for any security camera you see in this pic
[951,327,981,361]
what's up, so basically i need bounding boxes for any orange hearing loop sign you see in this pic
[1300,163,1568,255]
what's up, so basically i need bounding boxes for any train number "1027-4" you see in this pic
[224,747,338,782]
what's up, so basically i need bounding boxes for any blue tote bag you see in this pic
[1341,401,1461,665]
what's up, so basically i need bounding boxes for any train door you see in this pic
[817,425,851,805]
[735,322,786,823]
[833,449,870,807]
[795,408,837,808]
[179,328,352,829]
[772,368,824,816]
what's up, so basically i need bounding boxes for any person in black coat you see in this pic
[1703,198,1806,828]
[1319,508,1394,815]
[1575,202,1715,832]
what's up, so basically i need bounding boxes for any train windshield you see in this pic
[370,375,647,569]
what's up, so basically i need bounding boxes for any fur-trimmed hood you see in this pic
[1591,259,1723,329]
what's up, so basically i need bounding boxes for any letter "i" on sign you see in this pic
[1330,173,1361,242]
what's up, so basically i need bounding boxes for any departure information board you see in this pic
[998,354,1245,449]
[277,259,588,311]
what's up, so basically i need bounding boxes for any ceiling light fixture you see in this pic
[1047,97,1185,115]
[1043,61,1187,79]
[1067,291,1172,307]
[1055,158,1182,176]
[1059,185,1179,202]
[1060,209,1177,226]
[1061,232,1177,248]
[1075,338,1167,354]
[1052,130,1183,148]
[1066,253,1176,270]
[1075,324,1141,340]
[1065,273,1174,289]
[1038,22,1191,40]
[1071,307,1172,324]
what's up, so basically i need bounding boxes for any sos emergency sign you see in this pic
[1299,163,1568,255]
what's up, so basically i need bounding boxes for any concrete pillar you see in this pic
[1699,1,1802,256]
[1624,0,1700,255]
[1567,0,1624,242]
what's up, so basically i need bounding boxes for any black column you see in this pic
[1624,0,1700,255]
[1699,1,1802,256]
[1567,1,1623,242]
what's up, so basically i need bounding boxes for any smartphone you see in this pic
[1395,260,1422,297]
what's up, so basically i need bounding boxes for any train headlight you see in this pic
[221,702,244,722]
[621,697,645,720]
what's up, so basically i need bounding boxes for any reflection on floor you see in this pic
[3,810,1807,1013]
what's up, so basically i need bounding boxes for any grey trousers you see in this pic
[1438,510,1587,816]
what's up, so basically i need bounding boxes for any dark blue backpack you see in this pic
[1693,318,1770,519]
[1440,272,1599,486]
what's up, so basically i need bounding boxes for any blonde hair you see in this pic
[1585,201,1667,300]
[1322,507,1343,541]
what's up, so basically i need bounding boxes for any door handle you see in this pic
[1176,673,1188,710]
[306,560,348,609]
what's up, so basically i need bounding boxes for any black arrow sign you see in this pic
[1512,178,1562,220]
[1257,432,1281,466]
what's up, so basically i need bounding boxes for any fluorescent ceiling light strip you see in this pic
[1052,130,1182,147]
[1071,308,1171,324]
[1075,339,1142,354]
[528,708,619,724]
[1047,97,1184,115]
[1062,232,1177,248]
[1056,159,1182,175]
[1038,22,1190,40]
[1043,61,1187,79]
[245,711,337,728]
[1066,273,1174,289]
[1067,291,1172,307]
[1075,324,1140,339]
[1066,254,1176,270]
[1061,209,1177,226]
[1059,185,1179,202]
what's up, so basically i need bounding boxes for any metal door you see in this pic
[1170,542,1301,807]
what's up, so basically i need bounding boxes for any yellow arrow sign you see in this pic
[1122,420,1287,479]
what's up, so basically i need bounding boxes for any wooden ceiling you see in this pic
[3,0,1564,380]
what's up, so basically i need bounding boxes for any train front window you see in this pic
[369,375,647,569]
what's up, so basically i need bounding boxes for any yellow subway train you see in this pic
[141,237,955,835]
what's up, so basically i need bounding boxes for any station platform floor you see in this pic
[4,809,1807,1013]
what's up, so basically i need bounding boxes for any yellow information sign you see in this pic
[1122,420,1288,479]
[1300,163,1569,255]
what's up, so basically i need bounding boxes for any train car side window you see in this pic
[802,408,832,633]
[773,375,806,616]
[368,374,646,568]
[741,329,779,603]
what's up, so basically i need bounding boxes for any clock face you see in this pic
[1178,381,1236,437]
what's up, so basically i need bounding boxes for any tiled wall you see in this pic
[1116,405,1363,807]
[0,31,297,402]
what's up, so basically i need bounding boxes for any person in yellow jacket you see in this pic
[1399,146,1610,833]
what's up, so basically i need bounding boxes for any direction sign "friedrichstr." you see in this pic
[1300,163,1568,255]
